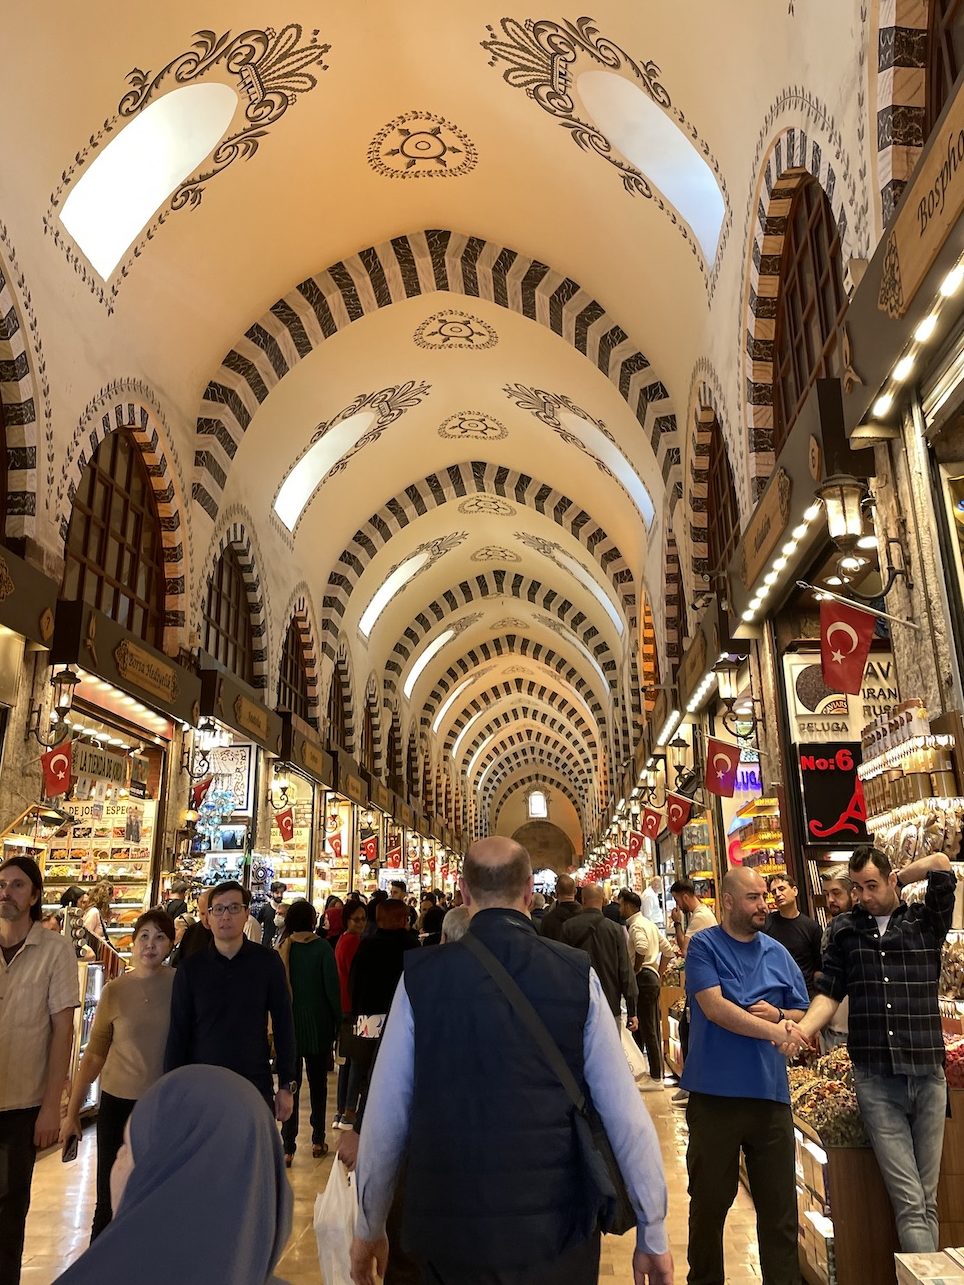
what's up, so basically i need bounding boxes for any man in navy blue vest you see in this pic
[351,836,672,1285]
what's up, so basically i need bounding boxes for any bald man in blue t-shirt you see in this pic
[682,867,810,1285]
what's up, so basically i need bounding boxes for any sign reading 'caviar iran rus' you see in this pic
[878,79,964,319]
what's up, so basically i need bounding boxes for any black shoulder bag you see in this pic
[461,930,635,1237]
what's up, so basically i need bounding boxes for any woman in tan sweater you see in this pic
[61,909,176,1241]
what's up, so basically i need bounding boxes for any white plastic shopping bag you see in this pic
[314,1158,357,1285]
[621,1023,648,1080]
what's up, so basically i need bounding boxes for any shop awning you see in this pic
[198,657,282,754]
[279,711,333,787]
[0,547,58,648]
[331,748,369,806]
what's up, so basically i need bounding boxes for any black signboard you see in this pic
[795,742,869,847]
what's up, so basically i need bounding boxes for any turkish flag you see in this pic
[666,793,693,836]
[41,740,73,797]
[190,774,214,810]
[705,737,741,798]
[641,808,662,840]
[613,846,629,870]
[820,598,876,694]
[440,863,449,881]
[328,833,343,861]
[627,830,644,859]
[275,808,295,843]
[360,834,378,864]
[411,856,421,877]
[386,845,402,869]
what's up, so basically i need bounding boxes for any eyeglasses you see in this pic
[209,903,246,917]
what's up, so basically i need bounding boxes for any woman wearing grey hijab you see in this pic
[55,1064,292,1284]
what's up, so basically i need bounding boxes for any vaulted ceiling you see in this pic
[0,1,870,851]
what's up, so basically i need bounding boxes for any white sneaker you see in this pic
[671,1089,689,1105]
[331,1113,343,1129]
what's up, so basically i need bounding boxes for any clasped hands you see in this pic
[747,1001,812,1057]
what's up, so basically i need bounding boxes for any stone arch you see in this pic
[874,3,928,227]
[472,730,593,799]
[442,679,600,759]
[743,130,859,496]
[326,638,357,752]
[193,229,678,521]
[0,252,39,541]
[480,747,591,828]
[58,389,193,655]
[384,571,620,700]
[640,594,660,715]
[664,528,687,676]
[384,706,402,785]
[200,515,270,688]
[276,583,322,726]
[322,461,636,663]
[362,673,383,778]
[491,773,586,834]
[456,708,597,786]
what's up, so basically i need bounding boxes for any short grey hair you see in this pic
[531,892,546,909]
[822,866,853,891]
[441,905,471,944]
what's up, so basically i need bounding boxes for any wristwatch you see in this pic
[776,1008,786,1022]
[284,1081,298,1093]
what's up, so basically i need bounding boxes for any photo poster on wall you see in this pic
[209,743,255,814]
[783,652,899,745]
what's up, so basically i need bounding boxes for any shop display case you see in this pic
[268,775,313,904]
[72,960,105,1115]
[681,817,717,916]
[731,795,788,878]
[319,794,354,904]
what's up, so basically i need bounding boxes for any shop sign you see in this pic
[796,742,869,846]
[371,780,392,812]
[0,549,59,648]
[299,739,329,782]
[234,695,270,743]
[677,629,707,710]
[129,779,147,800]
[741,469,792,589]
[877,79,964,319]
[397,801,415,829]
[344,773,365,804]
[784,652,898,743]
[113,640,179,704]
[72,741,128,787]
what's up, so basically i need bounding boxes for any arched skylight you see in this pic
[403,628,455,700]
[359,549,432,639]
[558,410,654,526]
[539,617,609,692]
[431,668,492,735]
[577,71,725,262]
[452,705,491,765]
[548,546,624,638]
[275,409,379,532]
[60,83,239,280]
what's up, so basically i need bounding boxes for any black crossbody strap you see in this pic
[461,930,587,1113]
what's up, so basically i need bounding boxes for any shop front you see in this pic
[273,711,333,912]
[323,749,370,902]
[177,660,282,897]
[0,545,58,801]
[39,600,201,959]
[392,796,417,893]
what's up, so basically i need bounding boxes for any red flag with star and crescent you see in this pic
[386,845,402,869]
[328,833,343,861]
[41,740,73,798]
[705,737,741,798]
[627,830,644,860]
[820,598,876,695]
[640,809,662,841]
[275,808,294,843]
[613,846,630,870]
[360,834,379,864]
[666,794,692,836]
[190,774,214,811]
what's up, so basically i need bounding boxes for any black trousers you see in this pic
[91,1090,137,1240]
[420,1232,601,1284]
[685,1092,798,1285]
[0,1106,40,1285]
[633,968,663,1079]
[281,1052,329,1154]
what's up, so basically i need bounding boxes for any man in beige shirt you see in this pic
[0,855,79,1284]
[669,878,718,1106]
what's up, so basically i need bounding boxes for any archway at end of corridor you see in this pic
[509,821,575,874]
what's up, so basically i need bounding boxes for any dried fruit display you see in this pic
[794,1079,868,1147]
[945,1033,964,1089]
[942,938,964,1000]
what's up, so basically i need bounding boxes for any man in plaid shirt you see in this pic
[790,847,956,1252]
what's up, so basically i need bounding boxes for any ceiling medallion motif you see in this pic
[384,530,468,590]
[472,546,521,563]
[457,495,516,517]
[492,617,527,631]
[46,25,329,310]
[368,110,478,179]
[481,16,730,282]
[439,411,508,440]
[504,664,530,675]
[414,310,498,350]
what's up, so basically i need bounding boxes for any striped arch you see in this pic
[323,461,637,663]
[457,709,597,786]
[743,132,856,496]
[640,595,659,715]
[490,772,586,832]
[875,4,928,227]
[664,529,686,673]
[442,680,600,759]
[201,515,270,688]
[363,673,384,779]
[687,404,716,584]
[61,395,191,654]
[276,586,322,726]
[193,229,678,521]
[479,747,591,827]
[0,253,38,539]
[385,706,403,784]
[421,637,611,750]
[472,731,593,797]
[384,573,619,699]
[327,638,357,753]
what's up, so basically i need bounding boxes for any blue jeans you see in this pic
[853,1066,947,1252]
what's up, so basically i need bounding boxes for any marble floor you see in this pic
[22,1083,763,1283]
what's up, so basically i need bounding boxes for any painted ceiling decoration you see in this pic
[367,110,478,178]
[191,230,677,521]
[442,681,600,756]
[457,495,516,515]
[471,545,521,562]
[273,380,431,535]
[413,310,499,350]
[481,15,730,285]
[357,531,468,640]
[439,412,508,440]
[432,666,603,753]
[515,531,627,641]
[47,24,329,309]
[401,611,483,701]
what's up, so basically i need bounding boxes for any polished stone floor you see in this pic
[23,1082,763,1283]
